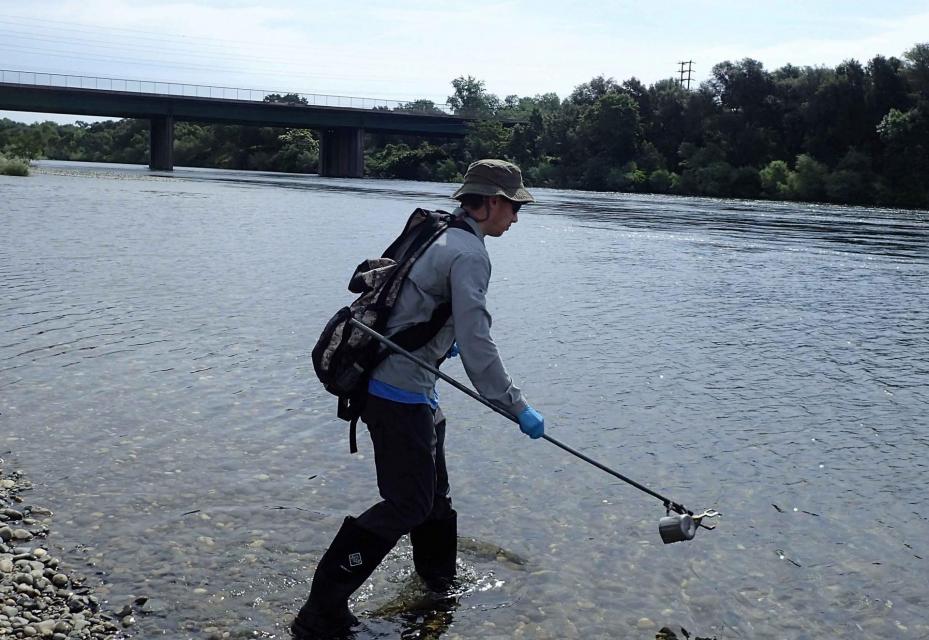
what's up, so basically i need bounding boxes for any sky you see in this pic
[2,0,929,124]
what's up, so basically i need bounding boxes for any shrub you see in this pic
[684,161,735,197]
[784,154,828,201]
[648,168,673,193]
[525,159,559,187]
[434,159,462,183]
[759,160,790,198]
[0,153,30,176]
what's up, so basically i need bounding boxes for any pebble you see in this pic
[138,598,167,613]
[637,617,656,629]
[35,620,56,635]
[1,462,123,640]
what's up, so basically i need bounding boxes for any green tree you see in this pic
[398,99,445,115]
[621,77,651,123]
[576,92,643,190]
[677,142,733,196]
[877,105,929,207]
[803,60,870,165]
[447,76,500,117]
[272,129,318,173]
[903,43,929,97]
[578,92,643,164]
[647,168,674,193]
[708,58,778,126]
[507,109,544,166]
[866,55,911,125]
[569,76,620,106]
[462,120,511,162]
[263,93,309,105]
[645,79,690,171]
[367,142,448,180]
[785,154,828,201]
[759,159,790,198]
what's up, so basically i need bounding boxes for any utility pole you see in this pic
[678,60,694,90]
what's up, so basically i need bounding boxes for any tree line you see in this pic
[2,44,928,208]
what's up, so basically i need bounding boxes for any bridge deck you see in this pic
[0,82,470,136]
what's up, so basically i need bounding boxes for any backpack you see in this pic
[311,208,475,452]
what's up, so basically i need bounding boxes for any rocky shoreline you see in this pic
[0,460,127,639]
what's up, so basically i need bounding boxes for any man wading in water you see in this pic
[292,159,546,638]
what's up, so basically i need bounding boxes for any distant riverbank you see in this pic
[3,43,929,210]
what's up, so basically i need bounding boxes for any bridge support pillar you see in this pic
[150,115,175,171]
[318,127,364,178]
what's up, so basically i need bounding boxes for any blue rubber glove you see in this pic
[446,341,460,359]
[517,406,545,439]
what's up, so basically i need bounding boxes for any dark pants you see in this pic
[355,394,452,542]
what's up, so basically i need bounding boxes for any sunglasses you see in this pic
[509,200,522,215]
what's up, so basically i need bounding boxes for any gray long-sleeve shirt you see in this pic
[370,208,528,416]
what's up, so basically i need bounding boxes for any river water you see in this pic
[2,161,927,639]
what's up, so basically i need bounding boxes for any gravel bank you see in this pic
[0,459,128,639]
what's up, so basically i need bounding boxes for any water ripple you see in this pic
[1,162,927,639]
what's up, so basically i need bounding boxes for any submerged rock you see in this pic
[457,536,528,567]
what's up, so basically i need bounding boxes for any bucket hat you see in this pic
[451,159,534,203]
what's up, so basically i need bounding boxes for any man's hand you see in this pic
[517,406,544,439]
[446,341,460,359]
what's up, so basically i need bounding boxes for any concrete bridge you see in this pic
[0,70,471,177]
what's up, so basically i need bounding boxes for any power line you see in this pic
[0,27,310,65]
[0,39,449,101]
[0,14,322,54]
[0,25,422,79]
[0,30,357,73]
[0,13,559,105]
[0,18,457,102]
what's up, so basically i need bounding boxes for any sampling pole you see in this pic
[349,318,690,515]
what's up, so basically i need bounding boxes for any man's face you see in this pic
[482,196,521,237]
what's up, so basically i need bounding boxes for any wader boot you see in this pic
[409,509,457,591]
[292,517,395,639]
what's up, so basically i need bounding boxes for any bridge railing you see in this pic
[0,69,455,116]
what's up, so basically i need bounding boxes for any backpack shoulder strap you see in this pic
[386,215,476,353]
[447,216,477,235]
